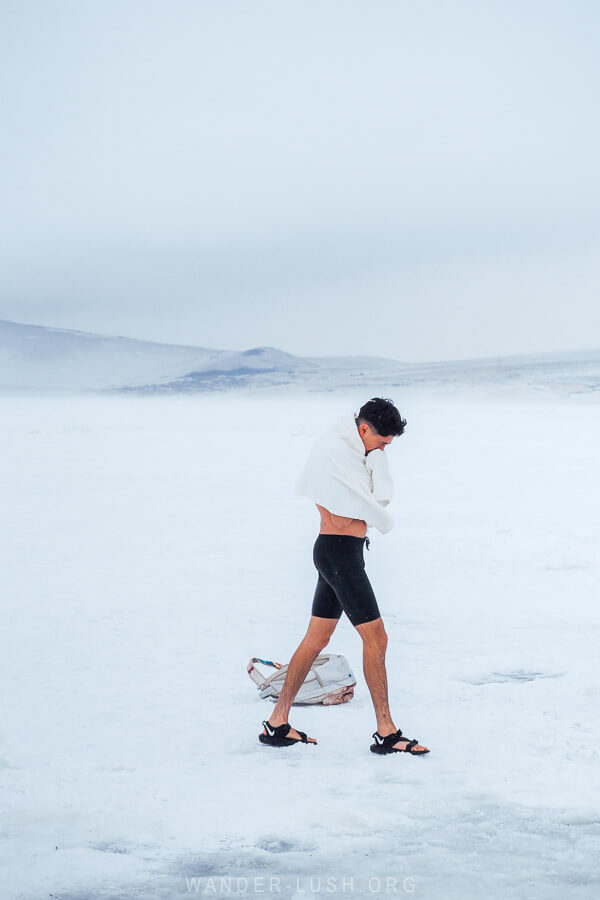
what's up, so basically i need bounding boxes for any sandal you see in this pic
[258,720,317,747]
[370,728,429,755]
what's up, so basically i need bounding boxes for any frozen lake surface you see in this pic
[1,384,599,898]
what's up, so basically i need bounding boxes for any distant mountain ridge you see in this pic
[1,318,599,395]
[0,318,221,390]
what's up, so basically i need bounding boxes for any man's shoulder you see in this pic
[330,413,363,449]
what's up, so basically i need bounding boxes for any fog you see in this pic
[1,0,599,359]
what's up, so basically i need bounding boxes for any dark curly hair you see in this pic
[356,397,407,437]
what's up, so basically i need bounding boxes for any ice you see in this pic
[1,384,599,898]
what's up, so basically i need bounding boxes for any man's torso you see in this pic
[316,504,367,538]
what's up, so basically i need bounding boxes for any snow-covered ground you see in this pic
[1,383,599,899]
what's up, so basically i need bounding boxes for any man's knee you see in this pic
[304,616,337,652]
[357,617,388,649]
[305,633,330,653]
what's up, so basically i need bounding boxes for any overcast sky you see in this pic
[1,0,599,361]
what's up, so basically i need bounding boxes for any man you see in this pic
[258,397,429,755]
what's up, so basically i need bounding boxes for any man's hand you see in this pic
[364,447,394,504]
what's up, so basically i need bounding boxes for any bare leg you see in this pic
[355,617,428,752]
[263,616,339,742]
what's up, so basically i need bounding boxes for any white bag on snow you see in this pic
[247,654,357,705]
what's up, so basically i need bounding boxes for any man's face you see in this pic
[357,422,394,453]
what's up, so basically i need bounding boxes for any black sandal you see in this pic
[259,720,317,747]
[370,728,429,755]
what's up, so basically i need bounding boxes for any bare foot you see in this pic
[392,736,428,753]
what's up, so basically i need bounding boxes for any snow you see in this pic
[1,383,599,899]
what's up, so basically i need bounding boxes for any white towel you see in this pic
[294,413,394,534]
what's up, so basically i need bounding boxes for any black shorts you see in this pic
[311,533,381,627]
